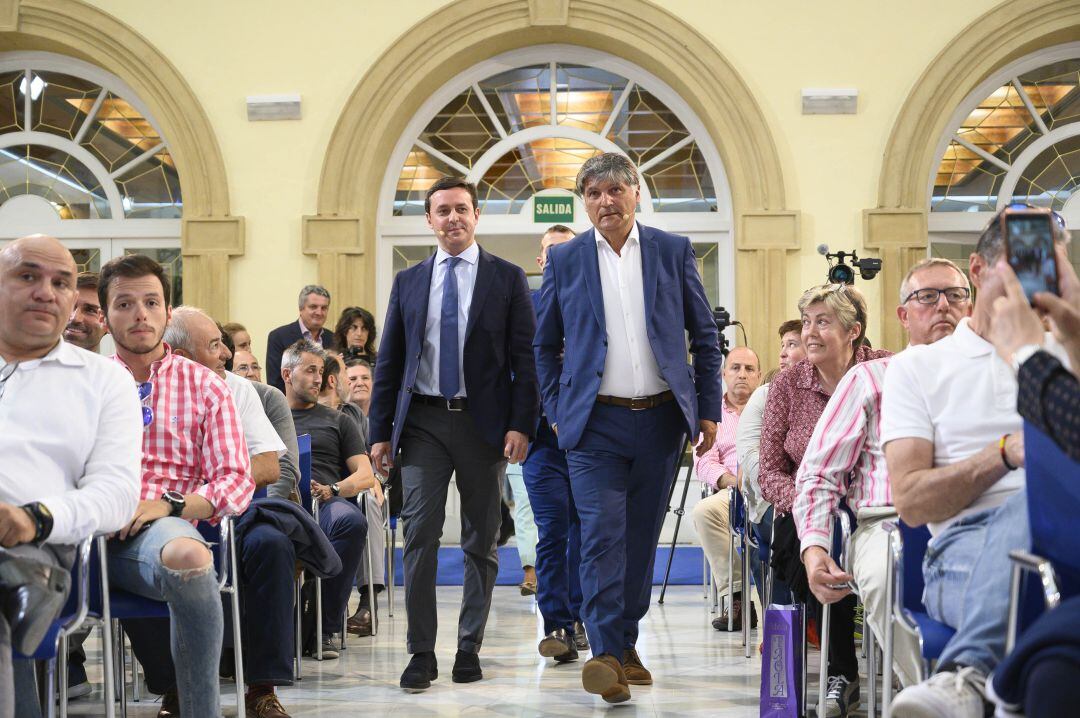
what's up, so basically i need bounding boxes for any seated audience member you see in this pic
[223,321,252,353]
[761,283,890,717]
[0,236,141,717]
[987,242,1079,460]
[736,319,805,609]
[794,258,971,690]
[333,305,378,365]
[233,348,264,383]
[165,307,286,492]
[99,254,254,717]
[283,340,383,656]
[690,346,761,630]
[266,285,333,393]
[883,208,1071,717]
[63,271,107,353]
[345,357,373,442]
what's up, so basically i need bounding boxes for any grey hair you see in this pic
[575,152,638,196]
[163,305,215,355]
[281,339,324,374]
[976,208,1070,263]
[898,258,969,303]
[297,284,330,309]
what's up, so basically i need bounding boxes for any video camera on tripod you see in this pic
[817,244,881,285]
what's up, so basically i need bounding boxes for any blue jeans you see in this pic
[108,517,222,716]
[317,496,367,636]
[566,401,684,658]
[522,437,583,634]
[923,490,1030,675]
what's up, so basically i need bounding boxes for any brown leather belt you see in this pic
[413,394,468,411]
[596,390,675,411]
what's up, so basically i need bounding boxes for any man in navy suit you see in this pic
[265,285,334,392]
[368,177,539,692]
[534,153,723,703]
[524,225,590,663]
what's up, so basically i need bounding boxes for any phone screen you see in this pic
[1006,214,1059,300]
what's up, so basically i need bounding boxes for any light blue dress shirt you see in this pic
[414,242,479,397]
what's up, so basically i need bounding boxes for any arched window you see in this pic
[378,45,733,317]
[0,52,182,307]
[929,43,1080,277]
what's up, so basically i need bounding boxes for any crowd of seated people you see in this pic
[4,199,1079,718]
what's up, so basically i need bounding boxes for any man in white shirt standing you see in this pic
[883,208,1071,717]
[0,235,141,718]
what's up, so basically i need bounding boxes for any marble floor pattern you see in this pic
[66,585,875,717]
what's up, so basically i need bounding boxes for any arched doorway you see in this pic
[376,45,734,323]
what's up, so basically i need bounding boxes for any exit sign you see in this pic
[534,195,574,223]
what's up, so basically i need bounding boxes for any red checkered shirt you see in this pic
[112,345,254,520]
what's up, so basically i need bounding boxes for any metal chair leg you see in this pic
[801,604,809,718]
[116,623,128,718]
[294,577,303,680]
[819,601,832,718]
[388,521,396,617]
[366,511,378,637]
[45,656,58,718]
[98,536,116,718]
[58,634,69,718]
[867,622,877,718]
[341,607,348,651]
[315,575,323,660]
[727,531,735,631]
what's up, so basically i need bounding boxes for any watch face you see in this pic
[164,491,184,503]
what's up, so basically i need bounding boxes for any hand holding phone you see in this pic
[1003,210,1060,302]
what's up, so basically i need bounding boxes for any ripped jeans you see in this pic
[107,517,223,717]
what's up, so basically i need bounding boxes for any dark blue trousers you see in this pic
[317,496,367,636]
[522,433,583,635]
[566,400,684,658]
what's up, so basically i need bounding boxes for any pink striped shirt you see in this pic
[793,357,894,552]
[694,395,741,490]
[112,346,254,520]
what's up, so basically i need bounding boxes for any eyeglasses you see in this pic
[137,380,154,427]
[0,362,19,402]
[903,287,972,305]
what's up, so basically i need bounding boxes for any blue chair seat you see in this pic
[909,610,956,660]
[106,589,170,619]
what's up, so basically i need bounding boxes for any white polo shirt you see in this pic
[224,370,286,457]
[881,317,1067,536]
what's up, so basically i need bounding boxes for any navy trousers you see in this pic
[522,423,583,635]
[566,400,684,658]
[316,496,368,636]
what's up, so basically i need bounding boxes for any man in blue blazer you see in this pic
[368,177,540,692]
[534,153,723,703]
[265,285,334,392]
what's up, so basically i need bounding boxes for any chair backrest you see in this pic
[898,520,932,613]
[297,433,312,514]
[1025,421,1080,591]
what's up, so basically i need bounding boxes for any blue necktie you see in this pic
[439,257,463,400]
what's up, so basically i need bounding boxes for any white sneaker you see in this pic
[891,667,989,718]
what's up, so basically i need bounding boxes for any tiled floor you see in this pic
[67,585,869,717]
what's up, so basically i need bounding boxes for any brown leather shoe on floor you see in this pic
[156,688,180,718]
[347,606,373,636]
[581,654,631,703]
[621,647,653,685]
[246,691,291,718]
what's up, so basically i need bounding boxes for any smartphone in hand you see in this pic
[1003,210,1060,302]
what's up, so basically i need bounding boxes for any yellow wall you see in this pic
[83,0,1003,358]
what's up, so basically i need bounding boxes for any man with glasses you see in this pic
[883,209,1072,718]
[793,258,970,699]
[100,254,255,718]
[0,235,141,718]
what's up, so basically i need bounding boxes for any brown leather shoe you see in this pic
[712,592,758,632]
[156,688,179,718]
[621,647,653,685]
[347,606,373,636]
[246,691,291,718]
[581,654,630,703]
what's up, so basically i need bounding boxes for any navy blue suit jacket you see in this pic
[533,224,724,451]
[368,246,540,454]
[265,320,334,393]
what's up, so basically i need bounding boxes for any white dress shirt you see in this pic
[0,339,142,544]
[596,223,668,397]
[225,370,286,457]
[414,242,480,397]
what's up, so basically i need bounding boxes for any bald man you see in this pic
[0,236,141,717]
[690,346,762,631]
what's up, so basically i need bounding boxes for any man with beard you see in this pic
[62,272,107,352]
[99,254,254,717]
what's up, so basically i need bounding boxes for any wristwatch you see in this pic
[21,501,54,544]
[330,483,341,497]
[1011,343,1043,373]
[161,490,185,517]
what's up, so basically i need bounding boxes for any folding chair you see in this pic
[881,520,956,718]
[727,485,762,655]
[1006,421,1080,653]
[700,483,718,611]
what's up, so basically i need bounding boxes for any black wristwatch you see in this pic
[161,490,185,517]
[330,483,341,497]
[21,502,53,544]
